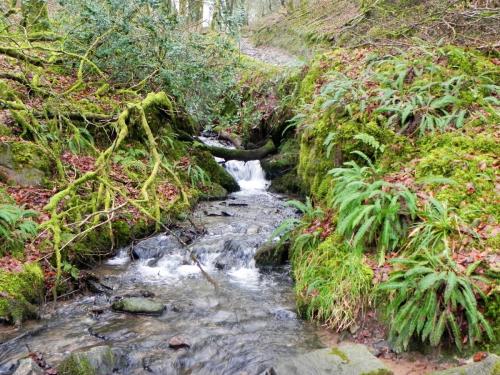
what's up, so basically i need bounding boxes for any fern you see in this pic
[0,204,39,257]
[328,153,416,264]
[379,253,494,352]
[405,198,477,255]
[353,133,385,154]
[187,165,211,187]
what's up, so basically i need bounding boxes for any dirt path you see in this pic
[239,37,301,66]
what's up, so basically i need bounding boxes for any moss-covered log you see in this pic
[203,139,276,161]
[0,46,46,66]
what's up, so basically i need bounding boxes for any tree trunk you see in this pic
[202,139,276,161]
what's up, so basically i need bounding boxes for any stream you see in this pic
[0,144,325,374]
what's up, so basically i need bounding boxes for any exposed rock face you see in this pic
[274,344,393,375]
[111,297,165,315]
[431,354,499,375]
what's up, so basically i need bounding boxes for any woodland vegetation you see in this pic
[0,0,498,363]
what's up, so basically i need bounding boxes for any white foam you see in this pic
[106,248,130,265]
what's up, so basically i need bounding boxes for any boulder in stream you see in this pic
[131,235,180,260]
[168,335,191,350]
[12,358,44,375]
[112,297,165,315]
[57,346,122,375]
[273,343,392,375]
[254,242,289,267]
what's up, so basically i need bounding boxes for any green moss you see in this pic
[261,138,299,179]
[269,170,302,195]
[361,369,394,375]
[21,0,50,32]
[330,347,350,363]
[0,124,12,137]
[415,132,498,222]
[58,355,95,375]
[0,80,17,101]
[0,263,44,324]
[193,150,239,192]
[292,235,373,330]
[9,142,50,171]
[198,182,228,201]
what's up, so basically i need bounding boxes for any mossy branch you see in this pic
[200,138,276,161]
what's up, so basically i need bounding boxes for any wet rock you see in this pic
[82,273,116,295]
[141,352,176,374]
[204,210,233,217]
[431,354,499,375]
[274,344,392,375]
[57,346,120,375]
[131,235,180,260]
[112,297,165,315]
[199,183,228,201]
[168,336,190,350]
[369,339,392,358]
[89,320,137,341]
[254,242,289,267]
[258,368,277,375]
[12,358,44,375]
[272,309,297,321]
[246,225,260,235]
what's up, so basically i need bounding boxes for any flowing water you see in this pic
[0,141,325,374]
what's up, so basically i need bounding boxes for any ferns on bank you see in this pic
[328,153,416,264]
[379,253,494,352]
[0,204,38,257]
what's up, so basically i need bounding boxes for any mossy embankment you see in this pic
[238,19,499,353]
[0,29,239,324]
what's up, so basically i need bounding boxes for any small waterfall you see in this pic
[225,160,269,191]
[199,136,270,192]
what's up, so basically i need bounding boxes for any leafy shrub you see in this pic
[293,235,373,331]
[56,0,240,125]
[379,253,494,352]
[0,204,38,257]
[328,152,417,263]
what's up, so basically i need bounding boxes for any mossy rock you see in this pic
[198,183,228,201]
[261,138,299,179]
[269,170,302,195]
[430,354,499,375]
[58,346,117,375]
[112,297,165,315]
[0,141,52,187]
[254,241,289,267]
[193,150,239,193]
[0,263,44,324]
[274,344,392,374]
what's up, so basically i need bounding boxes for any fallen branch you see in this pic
[0,46,46,66]
[201,138,276,161]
